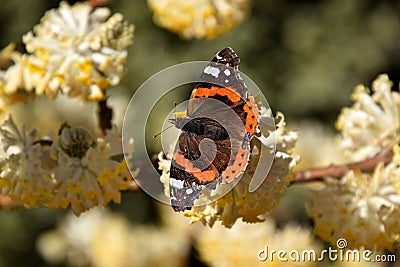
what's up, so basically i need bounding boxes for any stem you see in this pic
[292,146,393,184]
[88,0,113,8]
[32,140,53,146]
[98,99,113,136]
[0,195,20,209]
[127,180,140,191]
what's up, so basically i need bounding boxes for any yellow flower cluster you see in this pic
[37,208,191,267]
[0,116,54,207]
[196,219,320,267]
[336,74,400,161]
[0,1,134,108]
[0,116,136,215]
[147,0,251,39]
[307,74,400,250]
[307,159,400,250]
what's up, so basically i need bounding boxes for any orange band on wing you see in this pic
[209,86,241,102]
[221,146,250,182]
[243,95,259,135]
[173,151,218,183]
[192,86,241,102]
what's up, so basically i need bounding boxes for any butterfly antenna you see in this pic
[153,102,178,138]
[173,102,177,119]
[153,124,175,138]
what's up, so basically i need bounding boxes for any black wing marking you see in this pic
[195,47,248,98]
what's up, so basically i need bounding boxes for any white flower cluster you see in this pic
[196,219,320,267]
[307,74,400,250]
[0,116,135,215]
[0,115,53,207]
[336,74,400,161]
[0,1,134,106]
[37,208,191,267]
[147,0,251,39]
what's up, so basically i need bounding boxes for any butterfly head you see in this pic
[169,117,190,130]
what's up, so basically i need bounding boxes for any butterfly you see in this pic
[169,47,259,212]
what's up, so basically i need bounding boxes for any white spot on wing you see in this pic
[170,178,184,189]
[224,69,231,76]
[186,188,193,194]
[225,79,229,83]
[204,66,220,78]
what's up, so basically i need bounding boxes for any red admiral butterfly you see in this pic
[169,47,259,211]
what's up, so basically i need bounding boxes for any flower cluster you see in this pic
[0,115,53,207]
[147,0,251,39]
[0,116,136,215]
[159,107,299,227]
[196,219,320,267]
[0,1,134,107]
[336,74,400,161]
[307,159,400,250]
[307,74,400,250]
[36,208,191,267]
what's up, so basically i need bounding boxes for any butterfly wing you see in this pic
[195,47,248,98]
[170,132,222,212]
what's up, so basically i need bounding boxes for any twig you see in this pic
[98,99,113,136]
[88,0,113,8]
[293,146,393,184]
[127,180,140,191]
[0,195,20,209]
[32,140,53,146]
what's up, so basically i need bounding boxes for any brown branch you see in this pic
[98,99,113,136]
[126,147,395,191]
[0,195,20,209]
[293,146,394,184]
[127,180,140,191]
[32,140,53,146]
[88,0,113,8]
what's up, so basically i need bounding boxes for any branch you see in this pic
[0,195,20,209]
[98,99,113,136]
[292,146,393,184]
[88,0,113,8]
[127,180,140,191]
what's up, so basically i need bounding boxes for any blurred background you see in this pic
[1,0,400,266]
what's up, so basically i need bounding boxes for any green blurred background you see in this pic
[0,0,400,266]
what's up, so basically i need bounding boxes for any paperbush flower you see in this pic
[305,74,400,250]
[0,49,42,109]
[47,125,136,215]
[147,0,251,39]
[0,115,54,207]
[306,148,400,250]
[0,1,134,104]
[37,208,130,267]
[0,114,136,215]
[336,74,400,161]
[37,208,191,267]
[196,219,320,267]
[159,109,299,227]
